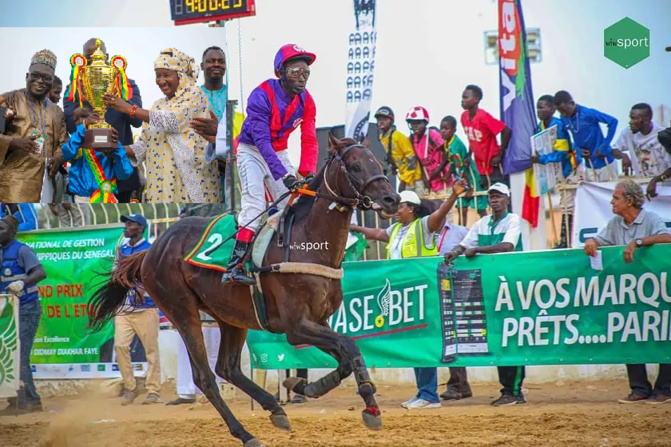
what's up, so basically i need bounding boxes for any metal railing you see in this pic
[30,203,182,241]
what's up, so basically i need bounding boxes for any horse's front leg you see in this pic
[284,318,382,430]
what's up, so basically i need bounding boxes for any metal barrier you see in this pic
[31,203,182,240]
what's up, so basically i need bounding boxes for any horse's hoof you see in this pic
[362,408,382,430]
[244,438,266,447]
[282,376,306,392]
[270,413,292,431]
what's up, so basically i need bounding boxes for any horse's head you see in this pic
[323,134,399,218]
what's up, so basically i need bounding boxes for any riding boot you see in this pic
[221,241,256,286]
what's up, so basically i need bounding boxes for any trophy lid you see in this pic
[91,38,106,66]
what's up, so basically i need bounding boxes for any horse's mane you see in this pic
[291,137,359,222]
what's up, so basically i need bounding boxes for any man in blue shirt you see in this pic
[199,46,227,122]
[554,90,618,182]
[0,204,38,232]
[199,46,228,200]
[114,214,162,406]
[63,38,143,203]
[61,107,133,203]
[0,214,46,413]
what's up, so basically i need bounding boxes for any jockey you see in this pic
[222,44,318,286]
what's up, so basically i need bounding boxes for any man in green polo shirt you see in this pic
[444,182,525,406]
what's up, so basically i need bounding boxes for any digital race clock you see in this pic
[170,0,256,25]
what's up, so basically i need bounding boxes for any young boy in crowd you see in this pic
[375,106,424,194]
[61,107,133,203]
[530,95,581,248]
[406,106,454,221]
[460,85,511,188]
[439,115,488,225]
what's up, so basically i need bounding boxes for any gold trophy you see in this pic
[66,39,132,150]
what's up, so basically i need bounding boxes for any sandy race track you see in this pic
[1,381,669,446]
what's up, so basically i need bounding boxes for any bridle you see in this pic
[319,143,390,210]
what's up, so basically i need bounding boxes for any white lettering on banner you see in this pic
[348,298,363,333]
[389,290,403,325]
[495,278,513,311]
[496,271,670,348]
[500,71,516,111]
[36,248,114,262]
[574,276,600,307]
[501,312,581,347]
[363,295,375,330]
[328,283,428,335]
[504,309,671,348]
[495,272,671,312]
[608,311,671,343]
[416,284,427,320]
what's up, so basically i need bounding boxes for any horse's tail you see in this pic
[88,251,148,332]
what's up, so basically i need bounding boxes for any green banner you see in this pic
[17,227,122,377]
[0,294,19,397]
[247,245,671,369]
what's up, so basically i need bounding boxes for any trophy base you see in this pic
[83,128,117,150]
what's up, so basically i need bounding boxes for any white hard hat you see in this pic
[399,190,421,205]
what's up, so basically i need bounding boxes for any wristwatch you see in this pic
[635,238,643,247]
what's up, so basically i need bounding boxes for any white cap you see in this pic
[488,182,510,197]
[399,190,421,205]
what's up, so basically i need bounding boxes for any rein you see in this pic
[224,143,389,243]
[292,143,389,210]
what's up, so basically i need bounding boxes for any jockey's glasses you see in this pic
[285,67,311,79]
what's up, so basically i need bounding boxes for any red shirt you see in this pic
[461,109,506,176]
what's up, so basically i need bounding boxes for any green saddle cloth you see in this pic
[184,214,238,272]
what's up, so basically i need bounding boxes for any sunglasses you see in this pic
[29,72,54,83]
[285,67,311,78]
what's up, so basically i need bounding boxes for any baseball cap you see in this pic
[399,190,421,205]
[488,182,510,197]
[120,213,148,228]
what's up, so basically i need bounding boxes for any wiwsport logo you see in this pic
[328,279,429,336]
[604,17,650,69]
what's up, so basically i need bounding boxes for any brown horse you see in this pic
[88,136,400,447]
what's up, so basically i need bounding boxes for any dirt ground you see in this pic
[1,381,669,447]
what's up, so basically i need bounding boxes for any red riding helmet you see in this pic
[405,106,430,123]
[274,44,316,77]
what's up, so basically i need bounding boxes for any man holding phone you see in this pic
[0,49,66,202]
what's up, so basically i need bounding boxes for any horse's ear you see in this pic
[328,133,341,153]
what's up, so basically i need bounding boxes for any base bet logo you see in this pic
[328,279,429,335]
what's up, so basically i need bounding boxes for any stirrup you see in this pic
[222,266,256,286]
